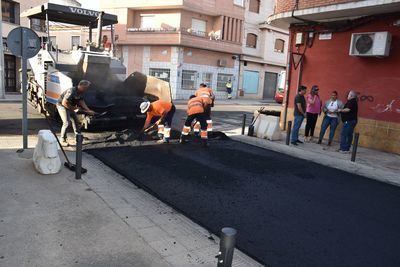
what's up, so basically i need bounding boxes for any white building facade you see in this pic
[238,0,289,100]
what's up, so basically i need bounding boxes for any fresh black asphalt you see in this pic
[87,140,400,266]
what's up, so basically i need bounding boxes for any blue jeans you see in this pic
[319,116,339,142]
[291,115,304,143]
[340,120,357,151]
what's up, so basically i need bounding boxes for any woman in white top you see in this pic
[317,91,344,146]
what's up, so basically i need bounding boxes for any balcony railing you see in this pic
[127,27,226,42]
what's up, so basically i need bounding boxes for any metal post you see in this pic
[20,28,28,149]
[21,58,28,149]
[46,11,50,51]
[110,23,115,57]
[97,12,104,48]
[241,114,246,135]
[351,132,360,162]
[217,227,237,267]
[0,2,6,99]
[286,121,292,145]
[75,133,83,180]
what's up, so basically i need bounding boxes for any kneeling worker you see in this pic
[180,95,209,147]
[194,83,215,133]
[57,80,96,146]
[140,100,176,143]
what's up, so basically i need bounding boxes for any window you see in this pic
[274,39,285,53]
[4,55,16,92]
[249,0,260,13]
[233,0,244,7]
[2,0,19,24]
[140,15,156,29]
[149,68,171,83]
[246,33,257,48]
[202,73,213,87]
[31,18,46,32]
[71,36,80,49]
[191,18,206,37]
[217,73,233,91]
[49,36,57,46]
[181,70,197,90]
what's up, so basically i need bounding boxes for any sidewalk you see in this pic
[227,129,400,187]
[0,137,262,267]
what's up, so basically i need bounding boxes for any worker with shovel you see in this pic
[180,95,209,147]
[140,100,176,143]
[57,80,96,146]
[193,83,215,134]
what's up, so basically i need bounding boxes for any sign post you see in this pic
[7,27,40,149]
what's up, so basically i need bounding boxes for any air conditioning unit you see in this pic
[218,59,227,67]
[349,32,391,57]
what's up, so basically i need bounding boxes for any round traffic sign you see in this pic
[7,27,41,59]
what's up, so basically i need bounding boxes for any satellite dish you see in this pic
[355,35,373,54]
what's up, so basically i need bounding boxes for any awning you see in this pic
[20,3,118,27]
[268,0,400,29]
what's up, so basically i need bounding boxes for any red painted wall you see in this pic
[287,15,400,123]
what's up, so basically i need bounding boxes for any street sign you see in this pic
[6,27,41,149]
[7,27,40,59]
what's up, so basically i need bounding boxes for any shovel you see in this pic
[44,113,87,173]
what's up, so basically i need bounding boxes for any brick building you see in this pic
[99,0,245,100]
[269,0,400,154]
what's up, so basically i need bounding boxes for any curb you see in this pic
[0,99,22,103]
[230,135,400,187]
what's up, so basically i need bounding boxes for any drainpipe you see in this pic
[282,29,293,130]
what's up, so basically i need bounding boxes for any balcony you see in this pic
[121,27,242,54]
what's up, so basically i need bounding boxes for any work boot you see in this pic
[179,135,189,144]
[317,139,322,145]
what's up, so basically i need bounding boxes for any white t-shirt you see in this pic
[327,100,338,118]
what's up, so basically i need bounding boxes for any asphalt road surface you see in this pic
[87,140,400,266]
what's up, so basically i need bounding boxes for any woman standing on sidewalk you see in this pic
[305,85,322,142]
[317,91,343,146]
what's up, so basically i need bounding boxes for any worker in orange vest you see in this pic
[193,83,215,134]
[140,100,176,143]
[180,95,209,147]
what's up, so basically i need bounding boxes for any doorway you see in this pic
[263,72,278,99]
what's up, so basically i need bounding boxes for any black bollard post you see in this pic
[286,121,292,145]
[351,132,360,162]
[241,114,247,135]
[217,227,237,267]
[75,133,83,180]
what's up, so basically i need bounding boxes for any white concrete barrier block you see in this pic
[33,130,61,175]
[252,112,282,141]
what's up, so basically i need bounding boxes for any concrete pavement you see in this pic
[0,138,262,266]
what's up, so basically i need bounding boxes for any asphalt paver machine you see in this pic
[22,3,172,129]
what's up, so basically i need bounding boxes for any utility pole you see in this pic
[0,0,6,99]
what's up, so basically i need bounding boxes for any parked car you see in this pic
[275,70,286,104]
[275,87,284,104]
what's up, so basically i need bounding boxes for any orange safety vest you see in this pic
[187,97,206,116]
[145,100,172,125]
[195,87,214,105]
